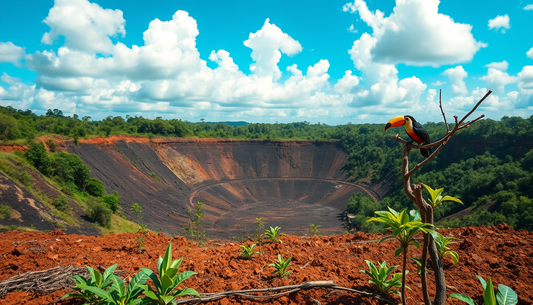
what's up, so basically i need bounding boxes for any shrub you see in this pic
[0,204,12,219]
[47,139,57,152]
[52,195,70,212]
[25,142,51,176]
[102,191,121,213]
[86,178,105,197]
[51,152,90,190]
[87,198,112,228]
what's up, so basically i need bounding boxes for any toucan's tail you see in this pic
[421,147,431,158]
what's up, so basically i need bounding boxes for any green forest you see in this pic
[1,105,532,232]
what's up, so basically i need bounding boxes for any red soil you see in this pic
[0,144,27,153]
[1,224,532,305]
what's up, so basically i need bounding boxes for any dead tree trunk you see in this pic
[394,90,492,305]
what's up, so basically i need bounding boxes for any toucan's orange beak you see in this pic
[384,116,406,131]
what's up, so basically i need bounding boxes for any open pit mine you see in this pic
[64,136,382,239]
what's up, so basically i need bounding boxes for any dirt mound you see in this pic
[0,224,531,304]
[64,139,381,238]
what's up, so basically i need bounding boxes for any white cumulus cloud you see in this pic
[527,47,533,59]
[480,68,517,94]
[485,60,509,71]
[0,42,25,66]
[243,19,302,81]
[442,66,468,96]
[488,15,510,33]
[343,0,486,67]
[41,0,125,54]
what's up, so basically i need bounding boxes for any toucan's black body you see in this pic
[384,115,432,158]
[405,115,431,158]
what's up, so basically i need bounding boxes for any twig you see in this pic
[438,90,449,133]
[174,281,396,304]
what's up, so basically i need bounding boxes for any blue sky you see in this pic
[0,0,532,124]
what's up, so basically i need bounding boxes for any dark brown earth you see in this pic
[59,136,384,238]
[1,224,532,305]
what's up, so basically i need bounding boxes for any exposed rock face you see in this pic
[67,137,380,239]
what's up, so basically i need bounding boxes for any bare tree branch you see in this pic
[439,90,449,133]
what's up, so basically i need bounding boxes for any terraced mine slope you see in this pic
[65,137,379,239]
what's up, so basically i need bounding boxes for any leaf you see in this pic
[173,271,198,287]
[484,278,497,305]
[496,285,518,305]
[377,235,396,244]
[102,264,118,283]
[83,286,113,301]
[449,293,477,305]
[161,274,174,295]
[141,285,159,300]
[126,271,149,300]
[476,275,488,291]
[109,274,125,296]
[61,293,85,299]
[175,287,201,298]
[441,196,464,205]
[394,246,404,257]
[160,243,173,277]
[141,268,162,294]
[412,239,421,249]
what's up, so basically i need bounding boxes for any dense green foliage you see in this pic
[86,178,105,197]
[87,197,113,228]
[2,105,533,231]
[51,152,90,191]
[25,142,51,176]
[52,195,69,212]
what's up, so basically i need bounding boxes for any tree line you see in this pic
[1,105,532,231]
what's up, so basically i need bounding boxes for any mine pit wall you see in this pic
[66,138,363,239]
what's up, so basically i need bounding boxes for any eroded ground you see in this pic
[1,224,531,305]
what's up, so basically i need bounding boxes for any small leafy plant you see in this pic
[240,244,259,260]
[140,242,200,304]
[423,184,463,209]
[264,226,285,243]
[80,271,149,305]
[134,224,149,253]
[434,232,459,265]
[359,260,406,296]
[367,207,437,305]
[269,254,292,279]
[62,264,118,304]
[309,224,320,237]
[450,275,518,305]
[255,217,265,255]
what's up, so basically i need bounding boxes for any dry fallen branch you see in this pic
[0,266,86,296]
[0,265,127,297]
[174,281,396,304]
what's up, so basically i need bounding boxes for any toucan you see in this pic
[384,115,431,158]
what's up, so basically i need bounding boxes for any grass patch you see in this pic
[149,172,161,183]
[44,217,67,229]
[52,209,77,226]
[0,204,12,219]
[0,224,42,232]
[99,213,139,234]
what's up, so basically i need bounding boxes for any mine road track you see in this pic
[187,177,381,207]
